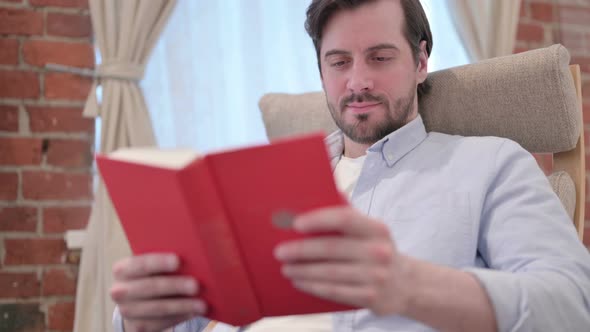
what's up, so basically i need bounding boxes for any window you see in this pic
[137,0,470,152]
[421,0,470,71]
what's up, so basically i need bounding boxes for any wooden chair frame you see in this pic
[554,65,585,241]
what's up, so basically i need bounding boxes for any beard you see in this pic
[326,87,416,145]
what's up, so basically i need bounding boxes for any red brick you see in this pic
[516,22,545,43]
[0,38,19,65]
[46,138,93,168]
[530,2,555,22]
[4,238,66,265]
[43,206,89,233]
[0,137,43,166]
[560,29,588,55]
[0,207,37,232]
[30,0,88,8]
[571,56,590,74]
[27,106,94,133]
[0,303,45,331]
[0,8,43,36]
[572,56,590,66]
[583,82,590,103]
[0,172,18,200]
[513,46,529,54]
[47,301,75,330]
[44,72,92,100]
[0,70,40,99]
[0,0,24,3]
[46,12,91,38]
[42,268,77,296]
[23,40,94,69]
[0,105,19,132]
[22,171,92,200]
[0,273,41,298]
[558,5,590,26]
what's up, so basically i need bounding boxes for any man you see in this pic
[111,0,590,331]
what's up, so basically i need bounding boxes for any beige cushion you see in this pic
[548,171,576,220]
[259,44,579,153]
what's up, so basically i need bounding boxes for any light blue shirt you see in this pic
[114,115,590,331]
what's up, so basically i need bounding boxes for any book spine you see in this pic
[178,159,261,326]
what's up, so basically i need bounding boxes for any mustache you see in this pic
[340,92,386,109]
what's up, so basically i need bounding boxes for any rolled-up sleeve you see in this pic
[468,140,590,331]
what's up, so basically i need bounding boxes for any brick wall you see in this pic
[516,0,590,249]
[0,0,93,331]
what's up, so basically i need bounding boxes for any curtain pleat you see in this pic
[73,1,177,331]
[446,0,522,61]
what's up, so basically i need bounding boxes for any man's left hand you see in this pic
[274,206,413,316]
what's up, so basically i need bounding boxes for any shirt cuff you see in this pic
[113,305,216,332]
[464,268,531,332]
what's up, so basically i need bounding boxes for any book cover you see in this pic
[96,133,352,326]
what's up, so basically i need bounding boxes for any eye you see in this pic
[373,56,392,62]
[330,60,349,68]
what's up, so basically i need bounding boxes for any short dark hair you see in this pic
[305,0,433,99]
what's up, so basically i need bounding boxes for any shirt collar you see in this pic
[325,114,428,169]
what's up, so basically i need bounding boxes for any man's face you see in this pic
[320,0,428,144]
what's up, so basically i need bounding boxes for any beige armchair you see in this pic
[258,44,585,241]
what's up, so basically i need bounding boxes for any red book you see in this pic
[96,133,352,326]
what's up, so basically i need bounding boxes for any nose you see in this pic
[346,62,374,93]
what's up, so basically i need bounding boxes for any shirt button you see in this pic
[386,154,394,161]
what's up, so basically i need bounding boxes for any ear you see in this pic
[416,40,428,84]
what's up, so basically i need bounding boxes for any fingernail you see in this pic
[109,285,126,300]
[193,301,207,314]
[274,245,287,260]
[281,265,293,277]
[293,217,305,232]
[185,279,197,294]
[166,255,179,270]
[292,281,304,290]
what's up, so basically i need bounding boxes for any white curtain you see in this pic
[420,0,470,70]
[143,0,469,154]
[446,0,522,61]
[74,1,176,332]
[142,0,322,152]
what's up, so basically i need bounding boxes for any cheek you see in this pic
[322,79,345,104]
[380,74,410,97]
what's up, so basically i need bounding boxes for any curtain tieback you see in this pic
[96,61,145,81]
[45,61,145,81]
[45,61,146,118]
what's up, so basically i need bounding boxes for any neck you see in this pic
[343,136,371,158]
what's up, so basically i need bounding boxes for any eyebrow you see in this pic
[324,43,400,59]
[367,43,400,53]
[324,49,350,58]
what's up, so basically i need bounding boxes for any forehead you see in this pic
[320,0,407,56]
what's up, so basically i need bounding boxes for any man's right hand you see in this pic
[110,253,207,332]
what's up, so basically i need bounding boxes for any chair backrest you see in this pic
[258,44,585,240]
